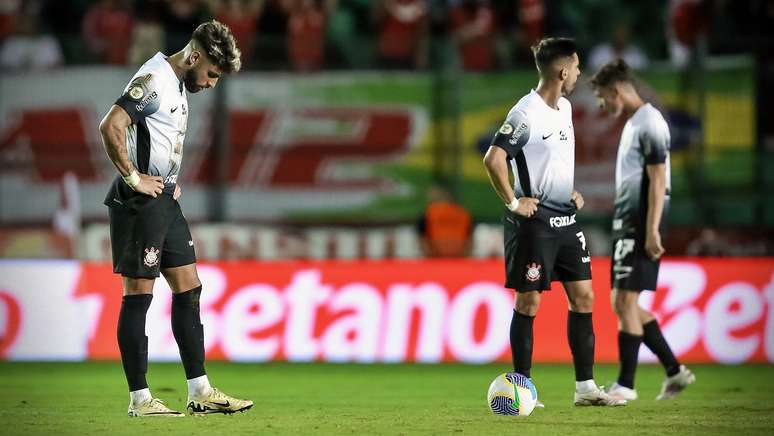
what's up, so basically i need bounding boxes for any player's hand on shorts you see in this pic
[512,197,539,218]
[572,190,584,210]
[645,230,665,260]
[173,184,182,200]
[135,174,164,198]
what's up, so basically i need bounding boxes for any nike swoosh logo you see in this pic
[171,106,178,113]
[542,133,553,140]
[211,400,230,407]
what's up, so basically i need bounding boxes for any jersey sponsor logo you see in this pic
[549,214,576,228]
[525,262,542,282]
[499,123,514,135]
[135,91,158,113]
[143,247,160,267]
[509,122,528,145]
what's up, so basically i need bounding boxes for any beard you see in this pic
[183,69,201,93]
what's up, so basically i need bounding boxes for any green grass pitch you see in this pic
[1,362,772,435]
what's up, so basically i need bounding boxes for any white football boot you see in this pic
[606,382,638,401]
[656,365,696,400]
[574,384,627,406]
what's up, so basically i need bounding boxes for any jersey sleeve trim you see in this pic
[491,110,530,157]
[640,126,669,165]
[115,73,161,124]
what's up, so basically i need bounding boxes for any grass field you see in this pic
[1,362,773,435]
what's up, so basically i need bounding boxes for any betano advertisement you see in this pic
[1,258,772,364]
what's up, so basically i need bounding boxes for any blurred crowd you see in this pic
[1,0,749,72]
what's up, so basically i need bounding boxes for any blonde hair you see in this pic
[191,20,242,73]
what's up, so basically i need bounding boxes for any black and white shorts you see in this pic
[503,207,592,292]
[108,193,196,279]
[610,236,660,292]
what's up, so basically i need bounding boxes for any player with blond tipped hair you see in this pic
[99,20,251,417]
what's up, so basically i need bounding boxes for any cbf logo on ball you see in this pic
[525,263,542,282]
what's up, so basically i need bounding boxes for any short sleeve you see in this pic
[640,124,669,165]
[115,73,161,124]
[491,110,530,156]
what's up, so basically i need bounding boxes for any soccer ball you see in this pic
[487,372,538,416]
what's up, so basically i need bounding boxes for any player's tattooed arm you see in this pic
[99,105,164,197]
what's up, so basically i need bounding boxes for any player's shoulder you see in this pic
[636,104,669,133]
[126,54,169,92]
[510,91,542,120]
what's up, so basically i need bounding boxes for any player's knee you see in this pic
[613,291,636,317]
[572,290,594,312]
[515,292,540,316]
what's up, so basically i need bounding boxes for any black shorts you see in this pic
[503,207,592,292]
[610,236,660,291]
[108,194,196,279]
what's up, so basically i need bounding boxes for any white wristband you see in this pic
[122,170,141,190]
[506,197,519,212]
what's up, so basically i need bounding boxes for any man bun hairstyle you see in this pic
[590,59,634,89]
[531,37,577,73]
[192,20,242,73]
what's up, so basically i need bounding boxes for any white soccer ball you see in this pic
[487,372,538,416]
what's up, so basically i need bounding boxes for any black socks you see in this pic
[643,319,681,376]
[510,310,535,378]
[171,286,206,379]
[567,311,595,382]
[117,294,153,391]
[617,331,643,388]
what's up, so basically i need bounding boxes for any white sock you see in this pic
[129,388,152,406]
[575,379,597,393]
[187,374,212,397]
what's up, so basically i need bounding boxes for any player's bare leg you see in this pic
[565,280,626,406]
[162,263,253,415]
[120,277,183,417]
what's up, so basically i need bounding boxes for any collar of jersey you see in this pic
[530,89,562,113]
[154,52,185,95]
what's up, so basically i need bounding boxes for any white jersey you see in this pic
[105,52,188,206]
[613,103,671,236]
[491,90,577,214]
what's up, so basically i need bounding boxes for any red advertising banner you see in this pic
[1,258,772,363]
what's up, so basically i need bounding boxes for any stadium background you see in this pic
[1,0,774,389]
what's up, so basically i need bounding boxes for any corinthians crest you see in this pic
[143,247,160,267]
[525,262,542,282]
